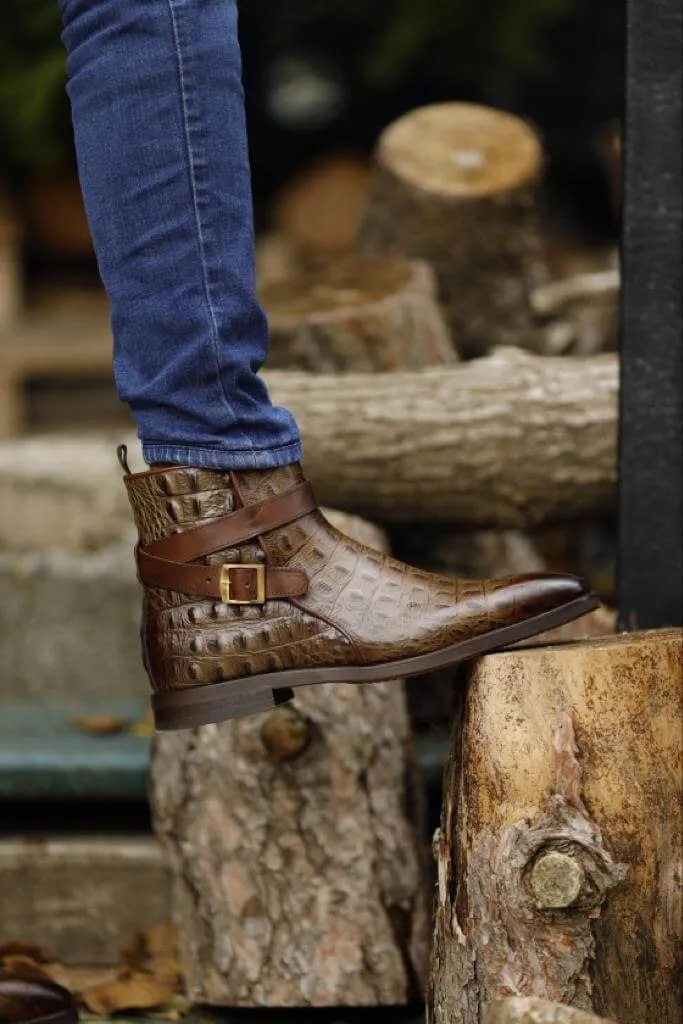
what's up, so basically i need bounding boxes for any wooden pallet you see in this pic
[0,315,113,438]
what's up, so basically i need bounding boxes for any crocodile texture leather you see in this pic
[124,462,587,694]
[0,973,78,1024]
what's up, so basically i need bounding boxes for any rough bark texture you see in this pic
[429,629,682,1024]
[358,103,548,357]
[150,515,429,1009]
[151,684,428,1007]
[484,998,613,1024]
[262,348,618,527]
[261,256,454,371]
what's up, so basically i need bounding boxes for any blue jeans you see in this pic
[58,0,302,470]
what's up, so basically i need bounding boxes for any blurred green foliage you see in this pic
[0,0,574,172]
[0,0,70,170]
[242,0,574,91]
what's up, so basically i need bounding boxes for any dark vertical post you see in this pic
[618,0,683,629]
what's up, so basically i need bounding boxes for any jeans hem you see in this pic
[141,439,303,471]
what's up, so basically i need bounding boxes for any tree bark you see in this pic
[429,629,682,1024]
[150,514,429,1009]
[262,348,618,527]
[484,999,613,1024]
[260,256,454,372]
[358,103,548,357]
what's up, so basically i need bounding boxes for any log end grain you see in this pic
[377,103,542,200]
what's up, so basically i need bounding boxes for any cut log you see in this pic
[150,515,429,1008]
[262,348,618,527]
[260,256,454,371]
[484,999,613,1024]
[531,268,620,356]
[274,154,371,260]
[359,103,548,357]
[429,629,682,1024]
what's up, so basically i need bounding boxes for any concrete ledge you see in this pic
[0,837,170,964]
[0,545,146,702]
[0,433,139,552]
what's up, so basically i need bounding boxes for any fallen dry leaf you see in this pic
[79,970,175,1015]
[119,921,181,986]
[44,964,119,995]
[70,715,129,736]
[129,710,155,738]
[119,930,147,971]
[0,955,52,979]
[0,940,51,963]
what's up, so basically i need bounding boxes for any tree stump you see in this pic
[260,256,454,371]
[263,349,618,527]
[429,629,682,1024]
[359,103,548,357]
[150,513,429,1008]
[484,998,613,1024]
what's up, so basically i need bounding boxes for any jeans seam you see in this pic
[142,440,302,455]
[166,0,254,455]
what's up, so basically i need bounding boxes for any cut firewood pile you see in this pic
[143,100,673,1024]
[252,101,623,607]
[3,97,679,1024]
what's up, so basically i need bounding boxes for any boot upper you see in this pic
[124,462,586,691]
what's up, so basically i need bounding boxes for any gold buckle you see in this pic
[219,563,266,605]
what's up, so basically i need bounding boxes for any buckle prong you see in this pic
[220,564,266,605]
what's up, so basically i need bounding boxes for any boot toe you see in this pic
[494,572,594,623]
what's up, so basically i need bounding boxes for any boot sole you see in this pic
[152,592,600,730]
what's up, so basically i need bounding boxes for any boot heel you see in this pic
[152,683,295,731]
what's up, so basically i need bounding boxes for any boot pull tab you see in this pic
[117,444,132,475]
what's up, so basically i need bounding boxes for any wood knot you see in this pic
[261,706,312,762]
[531,851,583,909]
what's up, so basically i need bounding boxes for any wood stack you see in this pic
[146,98,682,1024]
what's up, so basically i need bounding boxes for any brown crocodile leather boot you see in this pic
[120,448,599,729]
[0,973,79,1024]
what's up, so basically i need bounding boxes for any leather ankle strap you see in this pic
[136,479,316,602]
[136,557,308,603]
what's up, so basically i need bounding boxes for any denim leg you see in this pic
[58,0,302,470]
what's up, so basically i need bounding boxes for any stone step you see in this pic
[0,700,449,802]
[0,433,139,553]
[0,548,147,703]
[0,836,170,965]
[0,701,149,800]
